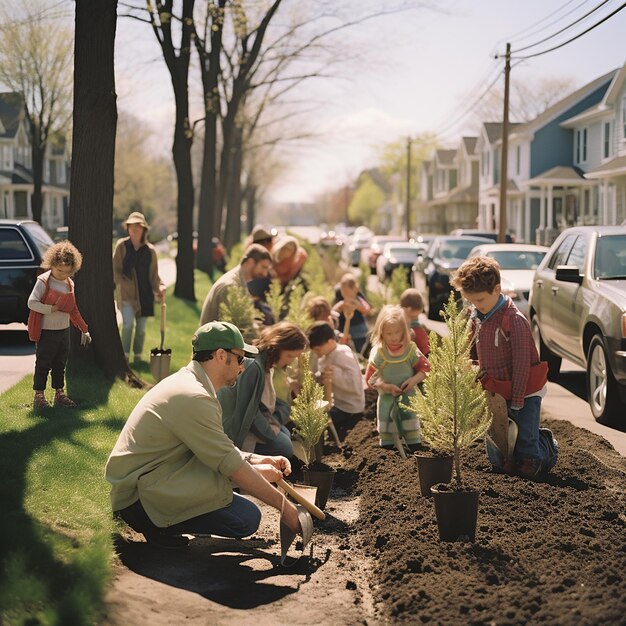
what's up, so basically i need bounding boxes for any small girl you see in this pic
[332,273,371,354]
[28,241,91,410]
[365,305,430,449]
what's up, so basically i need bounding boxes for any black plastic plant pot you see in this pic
[415,454,453,497]
[303,466,336,510]
[430,485,479,542]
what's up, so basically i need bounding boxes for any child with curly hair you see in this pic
[365,305,430,449]
[27,240,91,410]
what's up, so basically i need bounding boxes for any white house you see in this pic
[0,92,70,232]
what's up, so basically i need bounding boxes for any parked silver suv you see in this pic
[528,226,626,424]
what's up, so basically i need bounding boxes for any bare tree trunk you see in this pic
[69,0,142,386]
[30,127,44,224]
[224,125,243,249]
[245,178,257,233]
[196,0,226,275]
[148,0,196,302]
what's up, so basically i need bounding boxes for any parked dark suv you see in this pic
[412,235,492,319]
[0,220,54,324]
[528,226,626,424]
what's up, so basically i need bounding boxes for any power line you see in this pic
[502,0,594,46]
[511,2,626,60]
[513,0,613,53]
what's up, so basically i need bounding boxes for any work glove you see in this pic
[80,331,92,347]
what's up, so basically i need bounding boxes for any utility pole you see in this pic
[498,43,511,243]
[406,136,412,238]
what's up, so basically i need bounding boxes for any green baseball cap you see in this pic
[191,321,258,355]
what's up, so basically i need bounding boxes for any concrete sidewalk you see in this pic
[541,381,626,456]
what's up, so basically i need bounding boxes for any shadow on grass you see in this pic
[0,356,123,624]
[113,533,329,609]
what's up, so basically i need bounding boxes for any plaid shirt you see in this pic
[472,298,539,408]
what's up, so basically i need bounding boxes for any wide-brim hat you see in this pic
[191,321,258,355]
[124,211,150,229]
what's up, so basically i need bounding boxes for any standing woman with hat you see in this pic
[113,212,165,363]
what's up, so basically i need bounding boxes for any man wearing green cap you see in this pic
[105,321,301,547]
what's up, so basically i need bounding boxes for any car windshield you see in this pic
[22,222,54,255]
[438,239,486,260]
[488,250,545,270]
[594,235,626,279]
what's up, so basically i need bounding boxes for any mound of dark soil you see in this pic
[333,400,626,624]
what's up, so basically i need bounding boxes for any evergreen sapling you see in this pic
[403,292,491,487]
[290,351,329,467]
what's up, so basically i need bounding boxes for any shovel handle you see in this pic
[277,478,326,521]
[160,301,166,350]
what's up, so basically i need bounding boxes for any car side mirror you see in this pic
[555,265,583,284]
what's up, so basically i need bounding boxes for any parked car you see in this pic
[342,226,373,267]
[363,235,407,273]
[450,228,513,243]
[376,241,428,283]
[528,226,626,424]
[412,236,493,320]
[0,220,54,324]
[467,243,549,318]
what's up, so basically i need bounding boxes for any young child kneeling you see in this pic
[450,256,558,479]
[365,305,430,450]
[308,321,365,426]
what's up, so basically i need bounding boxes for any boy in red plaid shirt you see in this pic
[451,256,558,479]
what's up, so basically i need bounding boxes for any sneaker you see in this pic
[54,391,77,408]
[33,393,50,410]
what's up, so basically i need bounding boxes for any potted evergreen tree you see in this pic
[290,352,336,509]
[405,293,491,541]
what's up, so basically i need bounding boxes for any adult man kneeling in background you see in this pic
[105,321,301,547]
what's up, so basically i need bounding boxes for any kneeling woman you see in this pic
[219,322,307,457]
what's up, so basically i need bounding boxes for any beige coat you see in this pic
[105,360,245,527]
[113,237,163,314]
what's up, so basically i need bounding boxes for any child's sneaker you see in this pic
[54,390,77,408]
[33,392,50,410]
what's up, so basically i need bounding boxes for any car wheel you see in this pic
[586,335,620,424]
[531,318,561,381]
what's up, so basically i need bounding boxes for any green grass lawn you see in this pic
[0,271,212,626]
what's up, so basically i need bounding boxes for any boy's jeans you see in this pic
[486,396,558,474]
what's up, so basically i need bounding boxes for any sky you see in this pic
[79,1,626,205]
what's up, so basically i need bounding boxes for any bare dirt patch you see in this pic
[102,394,626,625]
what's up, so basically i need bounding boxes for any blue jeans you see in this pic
[166,493,261,539]
[486,396,558,473]
[121,302,147,358]
[254,425,293,457]
[330,406,363,426]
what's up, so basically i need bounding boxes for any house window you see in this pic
[603,122,612,159]
[622,95,626,140]
[482,150,489,176]
[57,161,66,184]
[575,128,588,164]
[2,145,11,170]
[515,145,521,176]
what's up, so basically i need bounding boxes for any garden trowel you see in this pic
[485,392,518,469]
[279,503,314,566]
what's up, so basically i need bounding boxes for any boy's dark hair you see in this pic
[307,320,335,347]
[241,243,271,264]
[450,256,501,293]
[399,288,424,310]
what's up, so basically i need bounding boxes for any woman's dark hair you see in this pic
[256,321,308,370]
